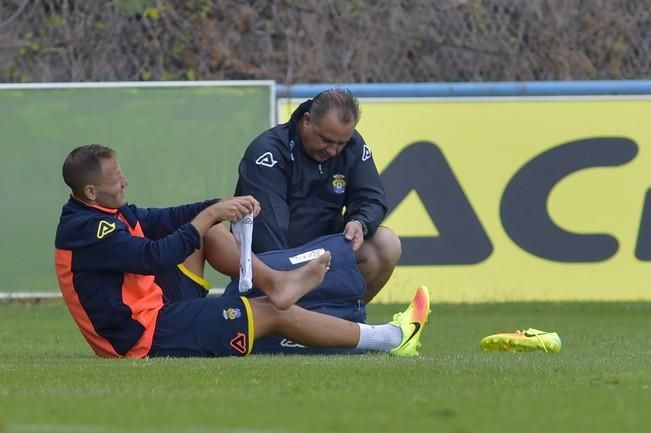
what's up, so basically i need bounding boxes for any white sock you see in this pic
[356,323,402,352]
[232,213,253,292]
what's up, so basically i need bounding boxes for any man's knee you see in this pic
[249,297,301,336]
[367,227,402,266]
[204,222,231,254]
[205,221,229,240]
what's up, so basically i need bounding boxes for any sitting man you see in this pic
[54,144,430,358]
[234,88,401,304]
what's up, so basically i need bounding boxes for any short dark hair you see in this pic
[310,88,361,125]
[62,144,115,196]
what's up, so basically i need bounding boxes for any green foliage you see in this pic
[1,1,650,82]
[186,0,212,18]
[47,14,65,27]
[346,0,365,19]
[112,0,153,15]
[1,301,651,433]
[143,7,161,20]
[94,19,106,31]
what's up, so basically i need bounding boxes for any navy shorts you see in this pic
[148,296,254,358]
[225,233,367,355]
[155,264,211,303]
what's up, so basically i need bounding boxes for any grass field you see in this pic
[1,300,651,433]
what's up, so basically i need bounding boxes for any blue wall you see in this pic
[278,80,651,98]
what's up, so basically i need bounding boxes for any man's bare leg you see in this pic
[249,297,361,348]
[204,223,330,309]
[246,286,431,356]
[356,227,402,303]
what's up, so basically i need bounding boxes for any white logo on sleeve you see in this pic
[255,151,278,167]
[362,145,372,161]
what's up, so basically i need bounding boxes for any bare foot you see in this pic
[265,251,331,309]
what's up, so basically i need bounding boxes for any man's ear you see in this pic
[83,184,97,202]
[303,111,311,127]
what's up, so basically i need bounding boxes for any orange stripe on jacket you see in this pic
[119,217,162,358]
[55,248,119,358]
[55,216,164,359]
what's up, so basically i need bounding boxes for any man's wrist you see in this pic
[350,219,368,236]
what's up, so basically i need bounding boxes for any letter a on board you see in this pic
[635,188,651,260]
[380,141,493,265]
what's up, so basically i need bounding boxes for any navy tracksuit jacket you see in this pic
[234,99,388,253]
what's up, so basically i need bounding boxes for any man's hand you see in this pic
[191,196,260,235]
[211,196,261,222]
[343,220,365,251]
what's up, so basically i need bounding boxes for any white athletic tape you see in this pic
[288,248,326,265]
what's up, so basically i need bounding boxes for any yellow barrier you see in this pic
[279,97,651,302]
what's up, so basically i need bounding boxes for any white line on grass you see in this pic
[9,423,292,433]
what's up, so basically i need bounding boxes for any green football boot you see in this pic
[389,286,431,357]
[480,328,562,353]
